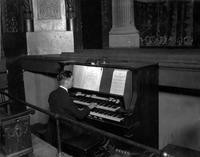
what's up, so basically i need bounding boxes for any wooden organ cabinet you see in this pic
[20,55,158,148]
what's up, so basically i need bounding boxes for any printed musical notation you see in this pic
[110,69,128,95]
[73,65,103,91]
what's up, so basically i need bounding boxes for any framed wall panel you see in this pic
[32,0,66,31]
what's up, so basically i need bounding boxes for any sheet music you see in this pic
[110,69,128,95]
[73,65,85,88]
[73,65,103,91]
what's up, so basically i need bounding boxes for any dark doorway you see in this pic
[81,0,102,49]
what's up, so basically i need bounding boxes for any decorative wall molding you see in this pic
[32,0,66,31]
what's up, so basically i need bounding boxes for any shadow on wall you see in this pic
[159,92,200,151]
[173,122,200,151]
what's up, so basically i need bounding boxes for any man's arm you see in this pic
[61,94,90,120]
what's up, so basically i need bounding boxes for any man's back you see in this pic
[48,86,90,140]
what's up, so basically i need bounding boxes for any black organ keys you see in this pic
[71,91,126,123]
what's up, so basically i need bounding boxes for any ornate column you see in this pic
[109,0,139,48]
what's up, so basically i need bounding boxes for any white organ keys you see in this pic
[73,100,120,112]
[89,110,124,122]
[73,100,90,106]
[72,91,124,122]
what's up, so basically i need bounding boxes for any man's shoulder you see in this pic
[49,88,62,103]
[50,87,67,97]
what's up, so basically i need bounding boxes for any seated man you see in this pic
[48,70,97,141]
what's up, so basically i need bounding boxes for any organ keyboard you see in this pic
[69,88,137,136]
[70,89,132,123]
[73,91,121,112]
[73,99,120,112]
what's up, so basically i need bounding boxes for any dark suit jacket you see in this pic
[48,87,90,140]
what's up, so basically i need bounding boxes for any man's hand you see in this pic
[88,102,97,109]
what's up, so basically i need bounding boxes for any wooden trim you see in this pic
[159,86,200,96]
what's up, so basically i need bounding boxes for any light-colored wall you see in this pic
[26,31,74,55]
[159,92,200,151]
[23,71,57,124]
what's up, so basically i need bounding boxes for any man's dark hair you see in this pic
[57,70,72,82]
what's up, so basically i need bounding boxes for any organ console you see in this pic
[60,61,158,148]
